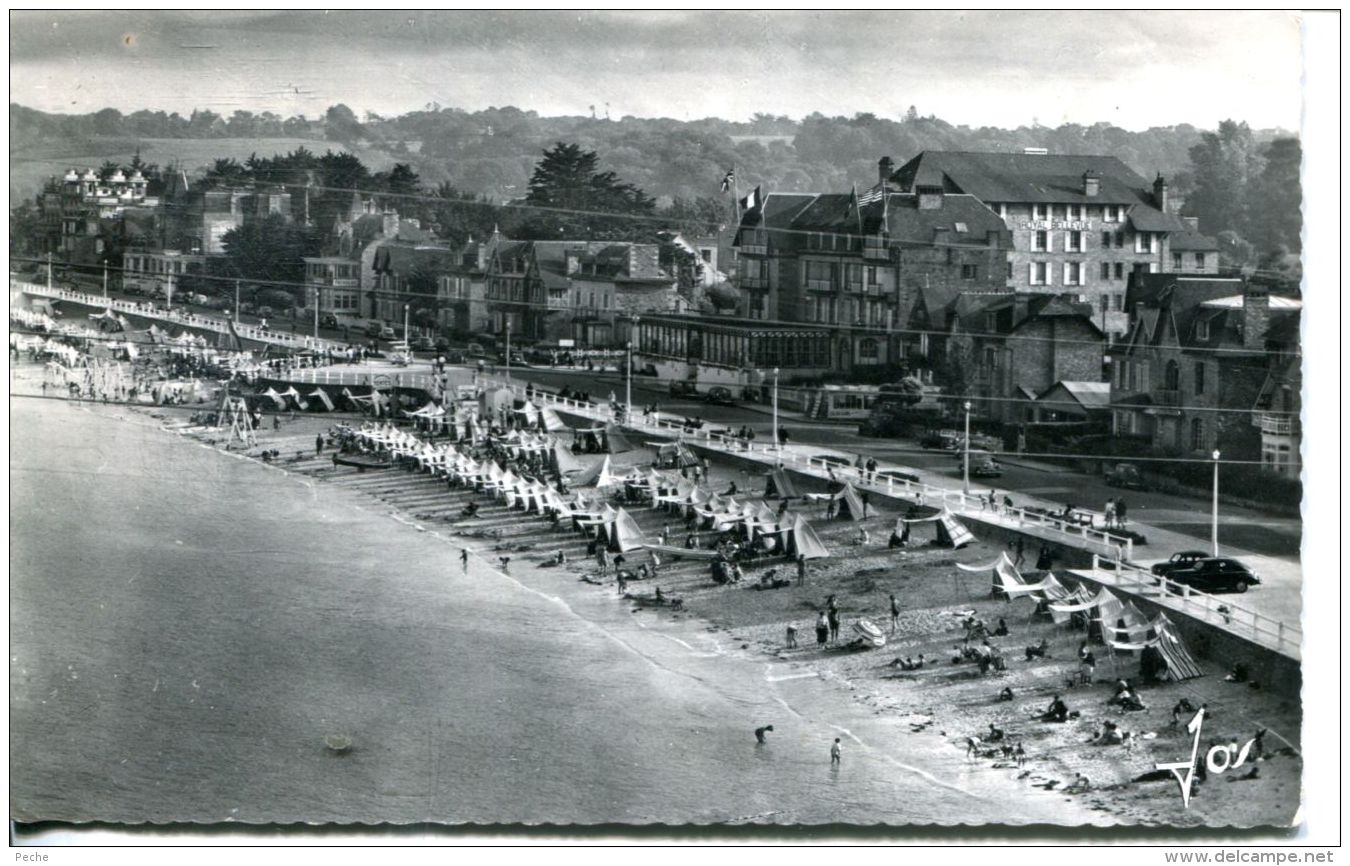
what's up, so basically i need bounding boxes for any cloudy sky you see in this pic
[10,10,1303,131]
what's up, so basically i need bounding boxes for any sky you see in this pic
[9,10,1304,132]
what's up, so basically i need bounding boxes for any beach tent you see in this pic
[607,508,647,552]
[934,510,975,548]
[551,442,583,475]
[1141,616,1204,682]
[832,484,866,522]
[540,406,567,433]
[307,388,336,412]
[654,441,701,470]
[787,514,831,560]
[603,424,635,454]
[572,455,611,488]
[261,387,288,411]
[280,386,309,410]
[763,469,802,500]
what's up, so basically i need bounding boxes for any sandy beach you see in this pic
[8,358,1301,830]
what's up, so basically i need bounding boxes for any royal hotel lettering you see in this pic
[1017,219,1096,231]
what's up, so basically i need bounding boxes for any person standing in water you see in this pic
[831,738,842,765]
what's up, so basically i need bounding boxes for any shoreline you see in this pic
[9,363,1301,830]
[184,404,1300,829]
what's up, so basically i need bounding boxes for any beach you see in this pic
[8,363,1301,830]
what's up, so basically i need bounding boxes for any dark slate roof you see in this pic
[1168,231,1220,252]
[1125,273,1247,311]
[891,151,1152,205]
[736,192,817,238]
[371,242,454,276]
[1262,313,1300,345]
[1128,207,1190,233]
[878,193,1009,245]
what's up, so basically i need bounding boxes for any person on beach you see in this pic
[796,554,807,585]
[1012,537,1025,569]
[831,738,842,765]
[786,625,798,648]
[1104,497,1116,529]
[461,549,470,572]
[617,573,627,596]
[815,612,829,646]
[315,434,324,456]
[1115,498,1128,527]
[861,491,871,518]
[1040,694,1070,723]
[755,725,774,744]
[827,607,840,643]
[889,594,900,633]
[498,556,511,574]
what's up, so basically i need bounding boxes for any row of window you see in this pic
[1027,260,1157,286]
[1029,229,1157,253]
[996,203,1128,222]
[125,256,190,275]
[1172,251,1210,268]
[803,296,892,326]
[1115,357,1208,396]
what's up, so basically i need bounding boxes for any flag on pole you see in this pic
[858,184,885,206]
[720,169,735,193]
[738,185,762,212]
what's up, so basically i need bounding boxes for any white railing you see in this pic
[13,279,345,354]
[1086,556,1301,660]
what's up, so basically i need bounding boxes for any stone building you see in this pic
[733,179,1012,372]
[1110,274,1300,470]
[886,150,1218,336]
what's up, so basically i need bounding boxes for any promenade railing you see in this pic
[1086,556,1301,660]
[13,279,343,354]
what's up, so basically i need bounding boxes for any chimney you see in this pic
[878,156,894,185]
[382,209,400,237]
[1082,170,1100,197]
[1153,173,1169,212]
[1183,216,1200,232]
[1242,286,1270,350]
[916,184,944,210]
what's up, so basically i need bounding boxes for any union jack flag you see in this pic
[720,169,735,193]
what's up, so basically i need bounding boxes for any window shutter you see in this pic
[1029,263,1036,284]
[1063,262,1071,285]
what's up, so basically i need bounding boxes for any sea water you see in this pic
[10,398,1098,827]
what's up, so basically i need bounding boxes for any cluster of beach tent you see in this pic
[959,552,1202,681]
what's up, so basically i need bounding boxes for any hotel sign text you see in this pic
[1018,220,1096,231]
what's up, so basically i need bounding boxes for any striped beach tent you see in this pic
[1146,616,1204,681]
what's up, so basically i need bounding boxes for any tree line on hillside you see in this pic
[12,100,1302,285]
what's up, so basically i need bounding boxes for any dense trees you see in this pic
[519,142,656,240]
[220,214,320,297]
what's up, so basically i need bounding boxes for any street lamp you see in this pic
[403,303,410,347]
[505,319,512,381]
[234,280,241,324]
[313,286,320,339]
[102,262,108,297]
[1211,449,1221,556]
[772,367,780,453]
[625,340,633,424]
[962,400,972,494]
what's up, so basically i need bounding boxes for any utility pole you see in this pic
[1211,450,1221,556]
[505,319,512,381]
[962,400,972,494]
[102,263,108,297]
[772,367,780,453]
[234,280,241,323]
[313,286,320,339]
[625,339,633,423]
[46,252,52,289]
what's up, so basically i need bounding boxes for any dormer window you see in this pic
[1196,320,1210,341]
[954,222,968,233]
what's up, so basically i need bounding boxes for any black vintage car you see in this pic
[1151,550,1210,577]
[703,385,736,405]
[1166,558,1261,593]
[669,380,699,398]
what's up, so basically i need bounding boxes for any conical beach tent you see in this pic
[763,468,802,500]
[608,508,647,552]
[934,510,975,548]
[1141,616,1204,681]
[552,441,583,475]
[572,455,611,487]
[603,424,635,454]
[540,406,567,433]
[832,484,865,521]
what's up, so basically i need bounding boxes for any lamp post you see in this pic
[1211,449,1221,556]
[234,280,241,324]
[102,263,108,297]
[626,314,640,424]
[962,400,972,494]
[505,318,512,381]
[772,367,780,453]
[403,303,410,347]
[313,286,320,339]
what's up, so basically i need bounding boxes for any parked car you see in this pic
[378,324,396,340]
[1151,550,1212,577]
[637,363,659,377]
[434,336,452,352]
[466,342,487,358]
[1106,462,1148,491]
[920,429,962,450]
[669,380,699,398]
[970,457,1003,478]
[320,314,339,329]
[412,336,435,352]
[704,385,736,405]
[1167,558,1260,593]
